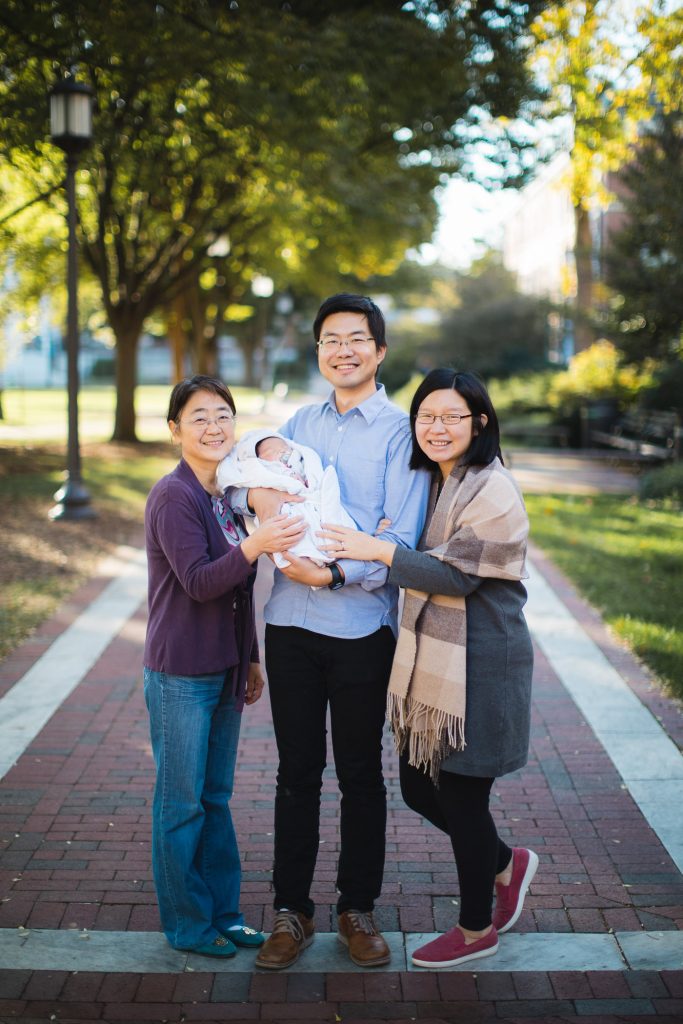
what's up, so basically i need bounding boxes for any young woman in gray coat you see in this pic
[320,368,538,969]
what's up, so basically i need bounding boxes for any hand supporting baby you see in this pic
[248,487,305,521]
[318,522,397,567]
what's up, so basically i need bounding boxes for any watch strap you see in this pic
[328,562,344,590]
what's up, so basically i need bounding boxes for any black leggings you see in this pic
[399,753,512,930]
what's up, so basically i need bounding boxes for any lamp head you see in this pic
[49,76,94,154]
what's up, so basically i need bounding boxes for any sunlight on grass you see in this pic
[0,385,271,443]
[1,582,76,661]
[84,452,175,514]
[0,446,174,661]
[526,493,683,699]
[615,618,683,688]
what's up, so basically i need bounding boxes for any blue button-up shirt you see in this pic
[261,385,429,639]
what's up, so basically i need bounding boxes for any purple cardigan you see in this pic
[144,458,258,706]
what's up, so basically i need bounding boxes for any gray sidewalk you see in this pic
[506,448,640,494]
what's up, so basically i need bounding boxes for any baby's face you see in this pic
[256,436,291,462]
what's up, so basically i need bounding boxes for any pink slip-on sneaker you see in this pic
[411,925,498,969]
[493,847,539,934]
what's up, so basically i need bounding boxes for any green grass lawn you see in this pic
[0,384,279,442]
[0,443,175,661]
[526,493,683,700]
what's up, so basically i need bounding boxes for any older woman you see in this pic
[144,374,306,957]
[321,368,537,969]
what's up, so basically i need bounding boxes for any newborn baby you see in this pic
[217,428,357,568]
[253,435,309,487]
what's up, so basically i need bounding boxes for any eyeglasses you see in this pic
[184,413,235,430]
[414,413,473,426]
[317,336,375,352]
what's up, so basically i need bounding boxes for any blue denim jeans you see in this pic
[143,667,244,949]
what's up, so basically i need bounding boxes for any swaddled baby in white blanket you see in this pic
[216,427,357,568]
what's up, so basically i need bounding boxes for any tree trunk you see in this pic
[238,300,271,387]
[112,324,141,441]
[189,285,217,376]
[237,334,262,388]
[196,329,218,376]
[197,332,218,376]
[574,203,594,352]
[167,295,189,383]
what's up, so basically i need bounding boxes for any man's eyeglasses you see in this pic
[185,413,235,430]
[414,413,473,426]
[317,336,375,352]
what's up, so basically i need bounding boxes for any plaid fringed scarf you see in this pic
[387,457,529,782]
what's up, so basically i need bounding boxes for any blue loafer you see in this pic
[223,925,265,948]
[188,935,237,958]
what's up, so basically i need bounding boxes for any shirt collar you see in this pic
[322,383,389,425]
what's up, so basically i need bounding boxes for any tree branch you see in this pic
[0,182,62,227]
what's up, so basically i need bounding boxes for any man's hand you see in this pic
[248,487,304,522]
[277,552,336,588]
[245,662,265,705]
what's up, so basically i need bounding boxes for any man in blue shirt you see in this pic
[249,294,429,970]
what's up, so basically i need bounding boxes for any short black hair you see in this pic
[167,375,236,423]
[313,293,386,351]
[255,435,282,457]
[408,368,502,471]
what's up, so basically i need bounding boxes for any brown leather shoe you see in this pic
[254,910,315,970]
[337,910,390,967]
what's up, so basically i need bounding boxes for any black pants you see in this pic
[265,624,396,918]
[399,754,513,930]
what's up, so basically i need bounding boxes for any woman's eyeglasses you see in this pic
[185,414,235,430]
[414,413,473,426]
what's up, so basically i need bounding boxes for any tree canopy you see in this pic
[527,0,680,352]
[606,110,683,365]
[357,254,550,392]
[431,255,550,377]
[1,0,545,438]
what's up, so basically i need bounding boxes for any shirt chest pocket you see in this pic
[343,454,387,509]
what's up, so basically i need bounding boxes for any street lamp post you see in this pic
[48,75,96,521]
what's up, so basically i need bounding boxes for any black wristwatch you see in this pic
[328,562,345,590]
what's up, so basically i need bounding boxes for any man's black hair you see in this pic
[313,293,386,351]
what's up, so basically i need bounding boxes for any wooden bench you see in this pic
[590,409,681,462]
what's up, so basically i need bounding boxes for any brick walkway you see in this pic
[1,482,683,1021]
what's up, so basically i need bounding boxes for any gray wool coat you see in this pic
[388,545,533,778]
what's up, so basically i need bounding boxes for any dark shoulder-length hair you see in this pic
[167,374,236,423]
[408,368,502,472]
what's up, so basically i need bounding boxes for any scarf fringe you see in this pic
[387,691,465,784]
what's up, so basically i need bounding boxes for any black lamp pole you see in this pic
[48,76,96,521]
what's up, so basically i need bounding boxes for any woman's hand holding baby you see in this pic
[318,524,396,567]
[241,513,307,563]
